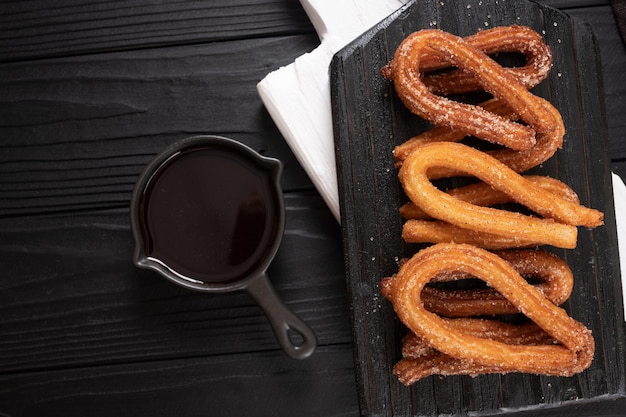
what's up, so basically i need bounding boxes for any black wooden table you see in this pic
[0,1,624,416]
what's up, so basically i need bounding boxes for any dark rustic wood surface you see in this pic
[0,1,624,416]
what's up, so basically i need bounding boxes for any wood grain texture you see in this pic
[0,34,320,217]
[0,0,316,62]
[0,345,359,417]
[0,191,350,372]
[566,6,626,161]
[331,0,624,416]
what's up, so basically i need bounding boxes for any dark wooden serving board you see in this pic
[331,0,625,416]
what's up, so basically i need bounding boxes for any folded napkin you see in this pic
[613,173,626,315]
[258,0,409,222]
[257,0,626,319]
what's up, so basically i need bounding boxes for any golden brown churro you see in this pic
[382,28,561,151]
[398,142,603,249]
[399,175,580,220]
[379,26,603,384]
[384,26,565,176]
[386,244,594,385]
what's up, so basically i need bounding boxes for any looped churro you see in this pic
[381,249,573,317]
[400,175,585,249]
[398,142,603,249]
[383,28,562,152]
[429,249,569,316]
[390,25,553,96]
[399,175,580,220]
[383,26,565,175]
[386,244,594,384]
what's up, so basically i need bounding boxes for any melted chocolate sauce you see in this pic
[137,145,280,284]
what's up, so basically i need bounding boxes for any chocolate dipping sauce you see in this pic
[136,144,281,284]
[130,136,316,359]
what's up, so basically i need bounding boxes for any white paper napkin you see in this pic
[258,0,409,222]
[257,0,626,319]
[613,173,626,317]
